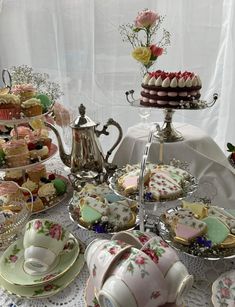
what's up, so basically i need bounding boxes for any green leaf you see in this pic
[227,142,235,152]
[133,27,141,32]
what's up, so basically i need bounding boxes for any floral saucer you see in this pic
[0,253,84,299]
[0,233,79,286]
[211,270,235,307]
[84,277,180,307]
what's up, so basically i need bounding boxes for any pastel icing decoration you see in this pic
[202,216,230,245]
[52,178,67,195]
[208,206,235,234]
[36,94,52,112]
[182,201,208,219]
[108,200,133,228]
[78,196,109,216]
[173,218,207,242]
[105,193,122,203]
[81,204,102,224]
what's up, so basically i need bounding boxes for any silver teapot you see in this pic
[46,104,122,181]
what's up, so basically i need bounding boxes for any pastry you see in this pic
[202,216,230,245]
[3,139,30,167]
[10,126,33,139]
[182,200,208,219]
[0,94,21,120]
[207,206,235,234]
[11,84,36,102]
[52,178,67,195]
[4,169,24,185]
[108,200,134,228]
[21,98,43,117]
[26,164,47,183]
[37,183,56,205]
[26,196,44,213]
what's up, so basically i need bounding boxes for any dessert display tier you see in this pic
[125,91,218,142]
[158,205,235,260]
[68,183,139,234]
[109,164,198,205]
[0,107,53,126]
[0,143,58,171]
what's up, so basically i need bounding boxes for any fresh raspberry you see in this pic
[28,142,36,150]
[48,174,56,180]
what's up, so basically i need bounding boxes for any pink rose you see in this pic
[160,240,169,248]
[34,220,42,230]
[49,224,63,240]
[44,284,54,292]
[220,287,231,299]
[108,247,118,255]
[53,102,71,127]
[150,45,164,57]
[223,277,233,287]
[43,274,56,281]
[138,234,150,245]
[135,255,146,265]
[9,255,18,263]
[142,248,159,264]
[135,10,159,28]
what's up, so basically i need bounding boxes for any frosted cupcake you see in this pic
[27,164,47,183]
[4,169,24,185]
[0,94,21,120]
[11,84,36,102]
[10,126,33,139]
[21,98,43,117]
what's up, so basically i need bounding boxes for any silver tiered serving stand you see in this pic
[125,90,218,142]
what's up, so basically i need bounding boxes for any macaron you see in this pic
[52,178,67,195]
[36,94,52,112]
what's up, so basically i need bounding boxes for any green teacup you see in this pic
[23,219,75,275]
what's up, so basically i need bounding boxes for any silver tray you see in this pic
[157,206,235,260]
[108,165,198,204]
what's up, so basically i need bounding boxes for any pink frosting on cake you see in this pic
[11,84,36,95]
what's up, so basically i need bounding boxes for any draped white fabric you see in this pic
[0,0,234,153]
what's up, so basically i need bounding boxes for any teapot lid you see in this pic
[70,104,96,128]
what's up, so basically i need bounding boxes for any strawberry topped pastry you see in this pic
[140,70,202,108]
[227,143,235,164]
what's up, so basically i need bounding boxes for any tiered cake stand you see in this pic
[125,90,218,142]
[0,112,73,215]
[109,123,198,232]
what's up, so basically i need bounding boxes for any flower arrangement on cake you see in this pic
[119,9,171,73]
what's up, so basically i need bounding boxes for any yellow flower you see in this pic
[132,47,151,65]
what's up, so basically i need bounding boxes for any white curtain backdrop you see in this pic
[0,0,234,155]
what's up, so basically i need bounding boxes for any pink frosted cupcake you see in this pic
[10,126,33,139]
[0,94,21,120]
[11,84,36,102]
[3,139,30,167]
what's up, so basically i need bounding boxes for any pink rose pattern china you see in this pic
[108,247,168,306]
[141,236,179,276]
[112,229,155,249]
[211,270,235,307]
[30,220,65,241]
[88,240,131,292]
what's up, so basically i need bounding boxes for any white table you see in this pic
[0,154,235,307]
[113,122,235,208]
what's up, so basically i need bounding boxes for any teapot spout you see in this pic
[44,121,71,167]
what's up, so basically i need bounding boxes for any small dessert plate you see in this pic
[0,253,84,299]
[0,233,80,287]
[211,270,235,307]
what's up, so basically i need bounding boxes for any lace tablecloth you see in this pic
[0,155,234,307]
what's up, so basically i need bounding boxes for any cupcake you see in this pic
[3,139,30,167]
[21,98,43,117]
[0,181,25,212]
[10,126,33,139]
[11,84,36,102]
[21,179,38,195]
[0,94,21,120]
[37,183,56,206]
[4,169,24,185]
[27,164,47,183]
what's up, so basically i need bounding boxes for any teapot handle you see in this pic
[95,118,123,163]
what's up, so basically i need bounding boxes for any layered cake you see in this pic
[140,70,202,108]
[117,163,192,201]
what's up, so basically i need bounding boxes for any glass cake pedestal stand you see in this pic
[125,90,218,142]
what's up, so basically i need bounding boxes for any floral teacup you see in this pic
[23,219,75,275]
[86,239,131,293]
[112,230,155,249]
[98,247,168,307]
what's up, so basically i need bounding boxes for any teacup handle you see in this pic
[61,237,77,254]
